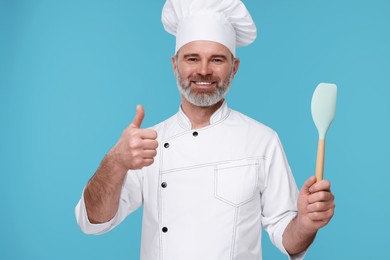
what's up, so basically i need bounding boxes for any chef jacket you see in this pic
[76,102,305,260]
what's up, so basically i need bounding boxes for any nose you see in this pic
[197,60,212,76]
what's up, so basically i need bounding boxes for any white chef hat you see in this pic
[161,0,257,57]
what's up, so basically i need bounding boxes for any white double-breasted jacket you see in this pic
[76,102,303,260]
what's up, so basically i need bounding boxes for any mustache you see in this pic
[188,75,220,83]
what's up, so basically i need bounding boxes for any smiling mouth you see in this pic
[191,81,216,89]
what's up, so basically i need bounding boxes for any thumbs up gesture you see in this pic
[108,105,158,170]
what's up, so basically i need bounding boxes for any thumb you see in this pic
[130,105,145,128]
[301,176,317,195]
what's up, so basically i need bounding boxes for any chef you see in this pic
[75,0,335,259]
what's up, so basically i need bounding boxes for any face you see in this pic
[172,40,240,107]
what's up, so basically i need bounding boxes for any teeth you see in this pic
[195,82,212,85]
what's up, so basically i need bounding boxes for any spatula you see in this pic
[311,83,337,181]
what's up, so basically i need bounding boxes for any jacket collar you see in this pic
[177,101,230,130]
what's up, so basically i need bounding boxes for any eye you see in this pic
[211,58,224,64]
[186,57,198,63]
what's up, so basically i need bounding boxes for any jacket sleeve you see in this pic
[261,133,307,259]
[75,169,144,235]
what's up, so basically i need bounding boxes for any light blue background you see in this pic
[1,0,389,259]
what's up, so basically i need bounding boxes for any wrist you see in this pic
[296,214,318,237]
[101,150,129,176]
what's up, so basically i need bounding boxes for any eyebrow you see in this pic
[210,54,228,60]
[182,53,229,60]
[182,53,200,59]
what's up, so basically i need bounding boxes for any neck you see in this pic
[181,98,224,129]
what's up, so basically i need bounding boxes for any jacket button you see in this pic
[164,143,169,148]
[161,182,167,188]
[162,227,168,233]
[192,131,198,137]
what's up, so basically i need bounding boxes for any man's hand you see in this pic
[283,176,335,255]
[84,105,158,223]
[297,176,335,234]
[108,105,159,171]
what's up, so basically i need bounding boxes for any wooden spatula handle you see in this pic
[315,139,325,182]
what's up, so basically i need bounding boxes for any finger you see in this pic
[130,105,145,128]
[309,180,331,193]
[308,208,334,222]
[142,149,157,159]
[142,139,159,150]
[307,201,335,213]
[142,158,155,167]
[308,191,333,204]
[139,129,158,140]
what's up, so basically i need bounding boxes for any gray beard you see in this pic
[175,69,234,107]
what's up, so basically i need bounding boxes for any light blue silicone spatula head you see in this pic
[311,83,337,140]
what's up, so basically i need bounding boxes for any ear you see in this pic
[232,58,240,77]
[171,55,177,76]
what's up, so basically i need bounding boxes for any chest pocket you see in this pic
[214,158,259,207]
